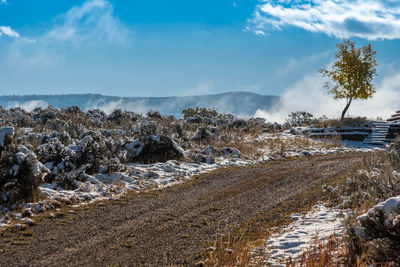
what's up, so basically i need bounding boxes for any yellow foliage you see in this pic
[321,39,377,100]
[320,40,377,123]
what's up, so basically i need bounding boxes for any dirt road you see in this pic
[0,153,367,266]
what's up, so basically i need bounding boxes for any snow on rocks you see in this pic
[127,134,185,163]
[221,147,240,157]
[357,195,400,239]
[250,205,347,266]
[125,140,144,157]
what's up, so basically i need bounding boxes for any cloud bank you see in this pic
[250,0,400,40]
[255,72,400,123]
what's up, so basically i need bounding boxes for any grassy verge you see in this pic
[261,149,400,266]
[198,173,350,266]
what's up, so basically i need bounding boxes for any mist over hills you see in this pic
[0,92,280,117]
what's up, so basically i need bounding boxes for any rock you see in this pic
[186,115,202,124]
[191,127,215,142]
[190,153,215,164]
[229,119,246,128]
[35,203,44,213]
[323,185,334,192]
[66,106,82,114]
[146,110,162,119]
[129,135,185,163]
[162,164,175,172]
[202,146,217,156]
[300,150,311,156]
[14,213,23,220]
[221,147,240,157]
[203,117,215,125]
[125,140,144,158]
[22,208,34,217]
[26,218,35,225]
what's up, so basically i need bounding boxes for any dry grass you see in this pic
[187,131,343,159]
[262,135,342,154]
[201,174,348,266]
[290,231,399,267]
[288,150,400,266]
[313,116,371,128]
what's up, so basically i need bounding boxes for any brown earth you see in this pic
[0,152,368,266]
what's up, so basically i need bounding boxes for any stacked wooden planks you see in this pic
[387,110,400,122]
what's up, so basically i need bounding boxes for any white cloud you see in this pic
[250,0,400,40]
[0,26,20,38]
[255,72,400,123]
[254,30,266,36]
[45,0,131,46]
[1,0,6,4]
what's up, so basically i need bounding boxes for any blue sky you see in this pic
[1,0,400,101]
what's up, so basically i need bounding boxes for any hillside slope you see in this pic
[0,92,280,117]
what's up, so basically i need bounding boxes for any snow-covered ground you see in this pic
[250,205,348,266]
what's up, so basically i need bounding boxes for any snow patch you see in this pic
[251,205,347,265]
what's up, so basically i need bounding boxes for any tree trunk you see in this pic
[340,98,352,127]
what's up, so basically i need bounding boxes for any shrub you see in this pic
[182,106,233,120]
[0,144,49,206]
[286,111,314,126]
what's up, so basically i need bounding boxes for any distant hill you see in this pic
[0,92,281,117]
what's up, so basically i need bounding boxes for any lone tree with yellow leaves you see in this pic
[320,39,377,126]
